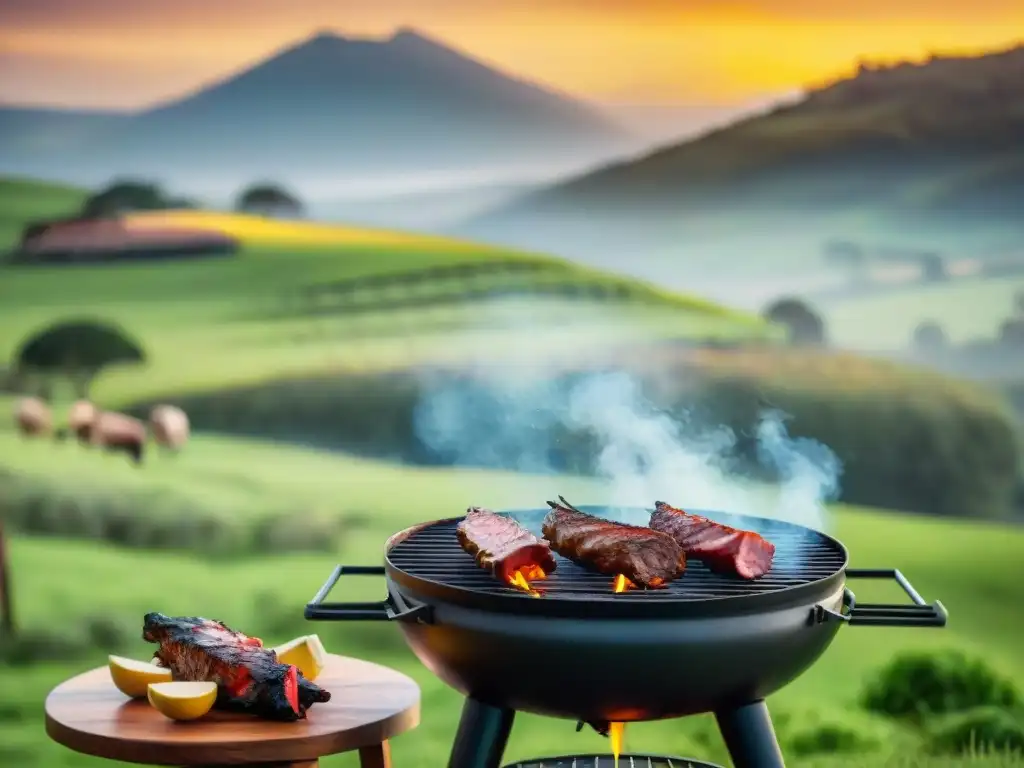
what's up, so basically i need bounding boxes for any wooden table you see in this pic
[45,654,420,767]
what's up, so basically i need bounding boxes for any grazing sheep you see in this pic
[148,405,190,452]
[68,399,98,443]
[14,397,52,438]
[90,411,146,465]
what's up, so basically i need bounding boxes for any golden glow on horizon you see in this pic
[1,1,1022,107]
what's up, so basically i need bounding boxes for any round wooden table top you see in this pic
[45,653,421,766]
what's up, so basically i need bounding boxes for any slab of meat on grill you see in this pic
[142,612,330,721]
[542,498,686,588]
[650,501,776,579]
[457,507,557,584]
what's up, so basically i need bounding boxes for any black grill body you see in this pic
[306,505,947,768]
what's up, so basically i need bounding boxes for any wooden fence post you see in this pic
[0,518,13,636]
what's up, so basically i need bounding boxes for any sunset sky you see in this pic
[1,0,1022,110]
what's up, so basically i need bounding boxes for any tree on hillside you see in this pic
[235,183,304,218]
[1014,288,1024,318]
[912,321,948,355]
[763,297,827,346]
[80,179,175,218]
[14,320,146,397]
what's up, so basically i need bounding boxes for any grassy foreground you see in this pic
[1,433,1023,767]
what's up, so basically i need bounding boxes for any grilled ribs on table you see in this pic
[650,501,776,579]
[457,507,558,584]
[542,498,686,588]
[142,612,330,721]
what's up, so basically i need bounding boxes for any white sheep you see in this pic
[148,404,190,452]
[67,399,98,443]
[14,396,52,437]
[91,411,146,465]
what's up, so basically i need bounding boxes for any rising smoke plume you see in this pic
[413,366,841,532]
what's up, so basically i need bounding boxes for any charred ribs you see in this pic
[142,612,330,721]
[649,501,776,579]
[542,497,686,588]
[457,507,557,584]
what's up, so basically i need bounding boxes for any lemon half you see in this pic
[273,634,327,681]
[147,681,218,721]
[108,655,173,698]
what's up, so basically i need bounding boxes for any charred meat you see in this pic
[142,612,330,721]
[542,497,686,588]
[457,507,557,584]
[650,501,776,580]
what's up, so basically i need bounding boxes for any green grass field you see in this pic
[2,431,1024,767]
[0,178,771,406]
[827,276,1024,351]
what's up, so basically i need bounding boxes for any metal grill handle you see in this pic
[816,568,947,627]
[304,564,433,624]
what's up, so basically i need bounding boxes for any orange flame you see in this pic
[508,563,547,597]
[612,574,635,593]
[610,721,625,766]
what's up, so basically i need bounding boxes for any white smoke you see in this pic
[413,365,842,532]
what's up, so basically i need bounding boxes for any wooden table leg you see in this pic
[358,741,392,768]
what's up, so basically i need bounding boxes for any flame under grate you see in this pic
[503,756,722,768]
[387,512,846,602]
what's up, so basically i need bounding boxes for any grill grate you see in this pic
[387,509,847,603]
[503,756,722,768]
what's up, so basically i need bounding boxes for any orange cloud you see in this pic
[1,0,1021,108]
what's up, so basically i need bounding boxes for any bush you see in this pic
[235,182,304,218]
[999,318,1024,349]
[788,721,881,757]
[927,707,1024,755]
[80,179,178,217]
[912,321,949,353]
[763,297,827,346]
[863,650,1020,721]
[0,470,348,557]
[0,615,129,666]
[132,346,1022,520]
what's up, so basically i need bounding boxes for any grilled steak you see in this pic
[457,507,557,584]
[650,501,776,579]
[142,613,330,721]
[542,498,685,588]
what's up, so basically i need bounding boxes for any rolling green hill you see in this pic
[0,177,772,406]
[460,44,1024,264]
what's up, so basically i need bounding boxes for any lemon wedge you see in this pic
[273,634,327,681]
[147,681,218,721]
[108,655,173,698]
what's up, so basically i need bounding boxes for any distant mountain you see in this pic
[595,97,795,145]
[0,29,634,195]
[462,44,1024,261]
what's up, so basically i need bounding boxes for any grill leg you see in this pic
[447,697,515,768]
[715,700,785,768]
